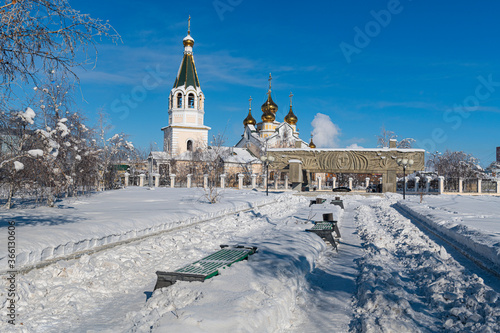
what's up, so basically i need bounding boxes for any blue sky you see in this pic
[72,0,500,166]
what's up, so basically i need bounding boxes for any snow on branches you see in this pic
[426,150,486,179]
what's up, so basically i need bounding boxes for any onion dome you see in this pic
[243,97,256,126]
[261,102,276,122]
[183,16,194,47]
[309,135,316,149]
[284,92,298,125]
[261,73,278,115]
[183,35,194,47]
[261,93,278,115]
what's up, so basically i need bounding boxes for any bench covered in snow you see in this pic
[330,197,344,209]
[306,222,340,251]
[309,198,326,206]
[154,245,258,290]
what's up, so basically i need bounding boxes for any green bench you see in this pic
[330,196,344,209]
[309,198,326,207]
[306,222,340,251]
[154,245,257,290]
[306,213,341,251]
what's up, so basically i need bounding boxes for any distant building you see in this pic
[497,146,500,163]
[148,19,263,186]
[235,75,310,155]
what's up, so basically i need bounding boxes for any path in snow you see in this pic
[289,196,367,333]
[1,194,326,332]
[350,199,500,333]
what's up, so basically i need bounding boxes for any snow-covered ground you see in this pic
[1,189,499,332]
[0,187,275,273]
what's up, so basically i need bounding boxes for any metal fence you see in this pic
[482,179,497,193]
[444,178,460,192]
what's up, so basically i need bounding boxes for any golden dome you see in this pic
[261,106,275,122]
[244,96,257,126]
[261,93,278,114]
[309,135,316,149]
[285,93,297,125]
[285,107,298,125]
[183,16,194,47]
[243,110,256,126]
[183,36,194,47]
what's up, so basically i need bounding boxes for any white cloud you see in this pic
[311,113,341,148]
[347,143,364,149]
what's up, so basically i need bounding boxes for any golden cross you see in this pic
[188,15,191,34]
[289,92,294,106]
[249,96,252,110]
[268,73,272,91]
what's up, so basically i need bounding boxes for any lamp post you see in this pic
[397,158,414,199]
[260,155,275,196]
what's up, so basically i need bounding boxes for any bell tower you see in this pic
[162,17,210,156]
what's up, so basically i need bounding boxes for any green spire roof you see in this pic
[173,53,200,89]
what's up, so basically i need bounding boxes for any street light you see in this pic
[397,158,414,199]
[260,155,275,196]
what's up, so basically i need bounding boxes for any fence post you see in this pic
[262,174,267,189]
[415,176,420,192]
[153,173,160,187]
[438,176,445,194]
[139,174,145,187]
[459,178,463,193]
[317,176,322,191]
[187,174,192,188]
[220,174,226,189]
[425,176,431,192]
[332,177,337,189]
[284,175,289,189]
[170,174,176,188]
[496,179,500,194]
[124,172,130,188]
[348,177,353,190]
[274,175,279,190]
[251,174,257,189]
[365,177,370,188]
[477,178,482,194]
[203,174,208,189]
[238,174,244,190]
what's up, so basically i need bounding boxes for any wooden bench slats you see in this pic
[306,220,341,251]
[175,248,252,277]
[154,246,257,290]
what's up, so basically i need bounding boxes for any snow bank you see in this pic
[396,197,500,275]
[352,199,500,332]
[0,188,276,274]
[125,195,335,332]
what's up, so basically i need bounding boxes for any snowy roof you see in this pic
[149,151,169,160]
[269,147,425,153]
[221,147,260,164]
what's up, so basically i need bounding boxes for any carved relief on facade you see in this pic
[268,149,425,173]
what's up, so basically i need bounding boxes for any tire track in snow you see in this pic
[350,200,500,333]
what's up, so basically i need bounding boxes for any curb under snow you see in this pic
[395,201,500,277]
[0,192,277,275]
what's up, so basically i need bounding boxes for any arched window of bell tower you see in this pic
[177,93,183,108]
[187,140,193,152]
[188,93,195,108]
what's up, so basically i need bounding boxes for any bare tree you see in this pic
[0,0,119,91]
[95,111,136,190]
[203,133,229,203]
[427,150,485,179]
[377,125,415,148]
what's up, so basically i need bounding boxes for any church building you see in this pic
[235,74,311,156]
[148,19,313,187]
[161,19,210,156]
